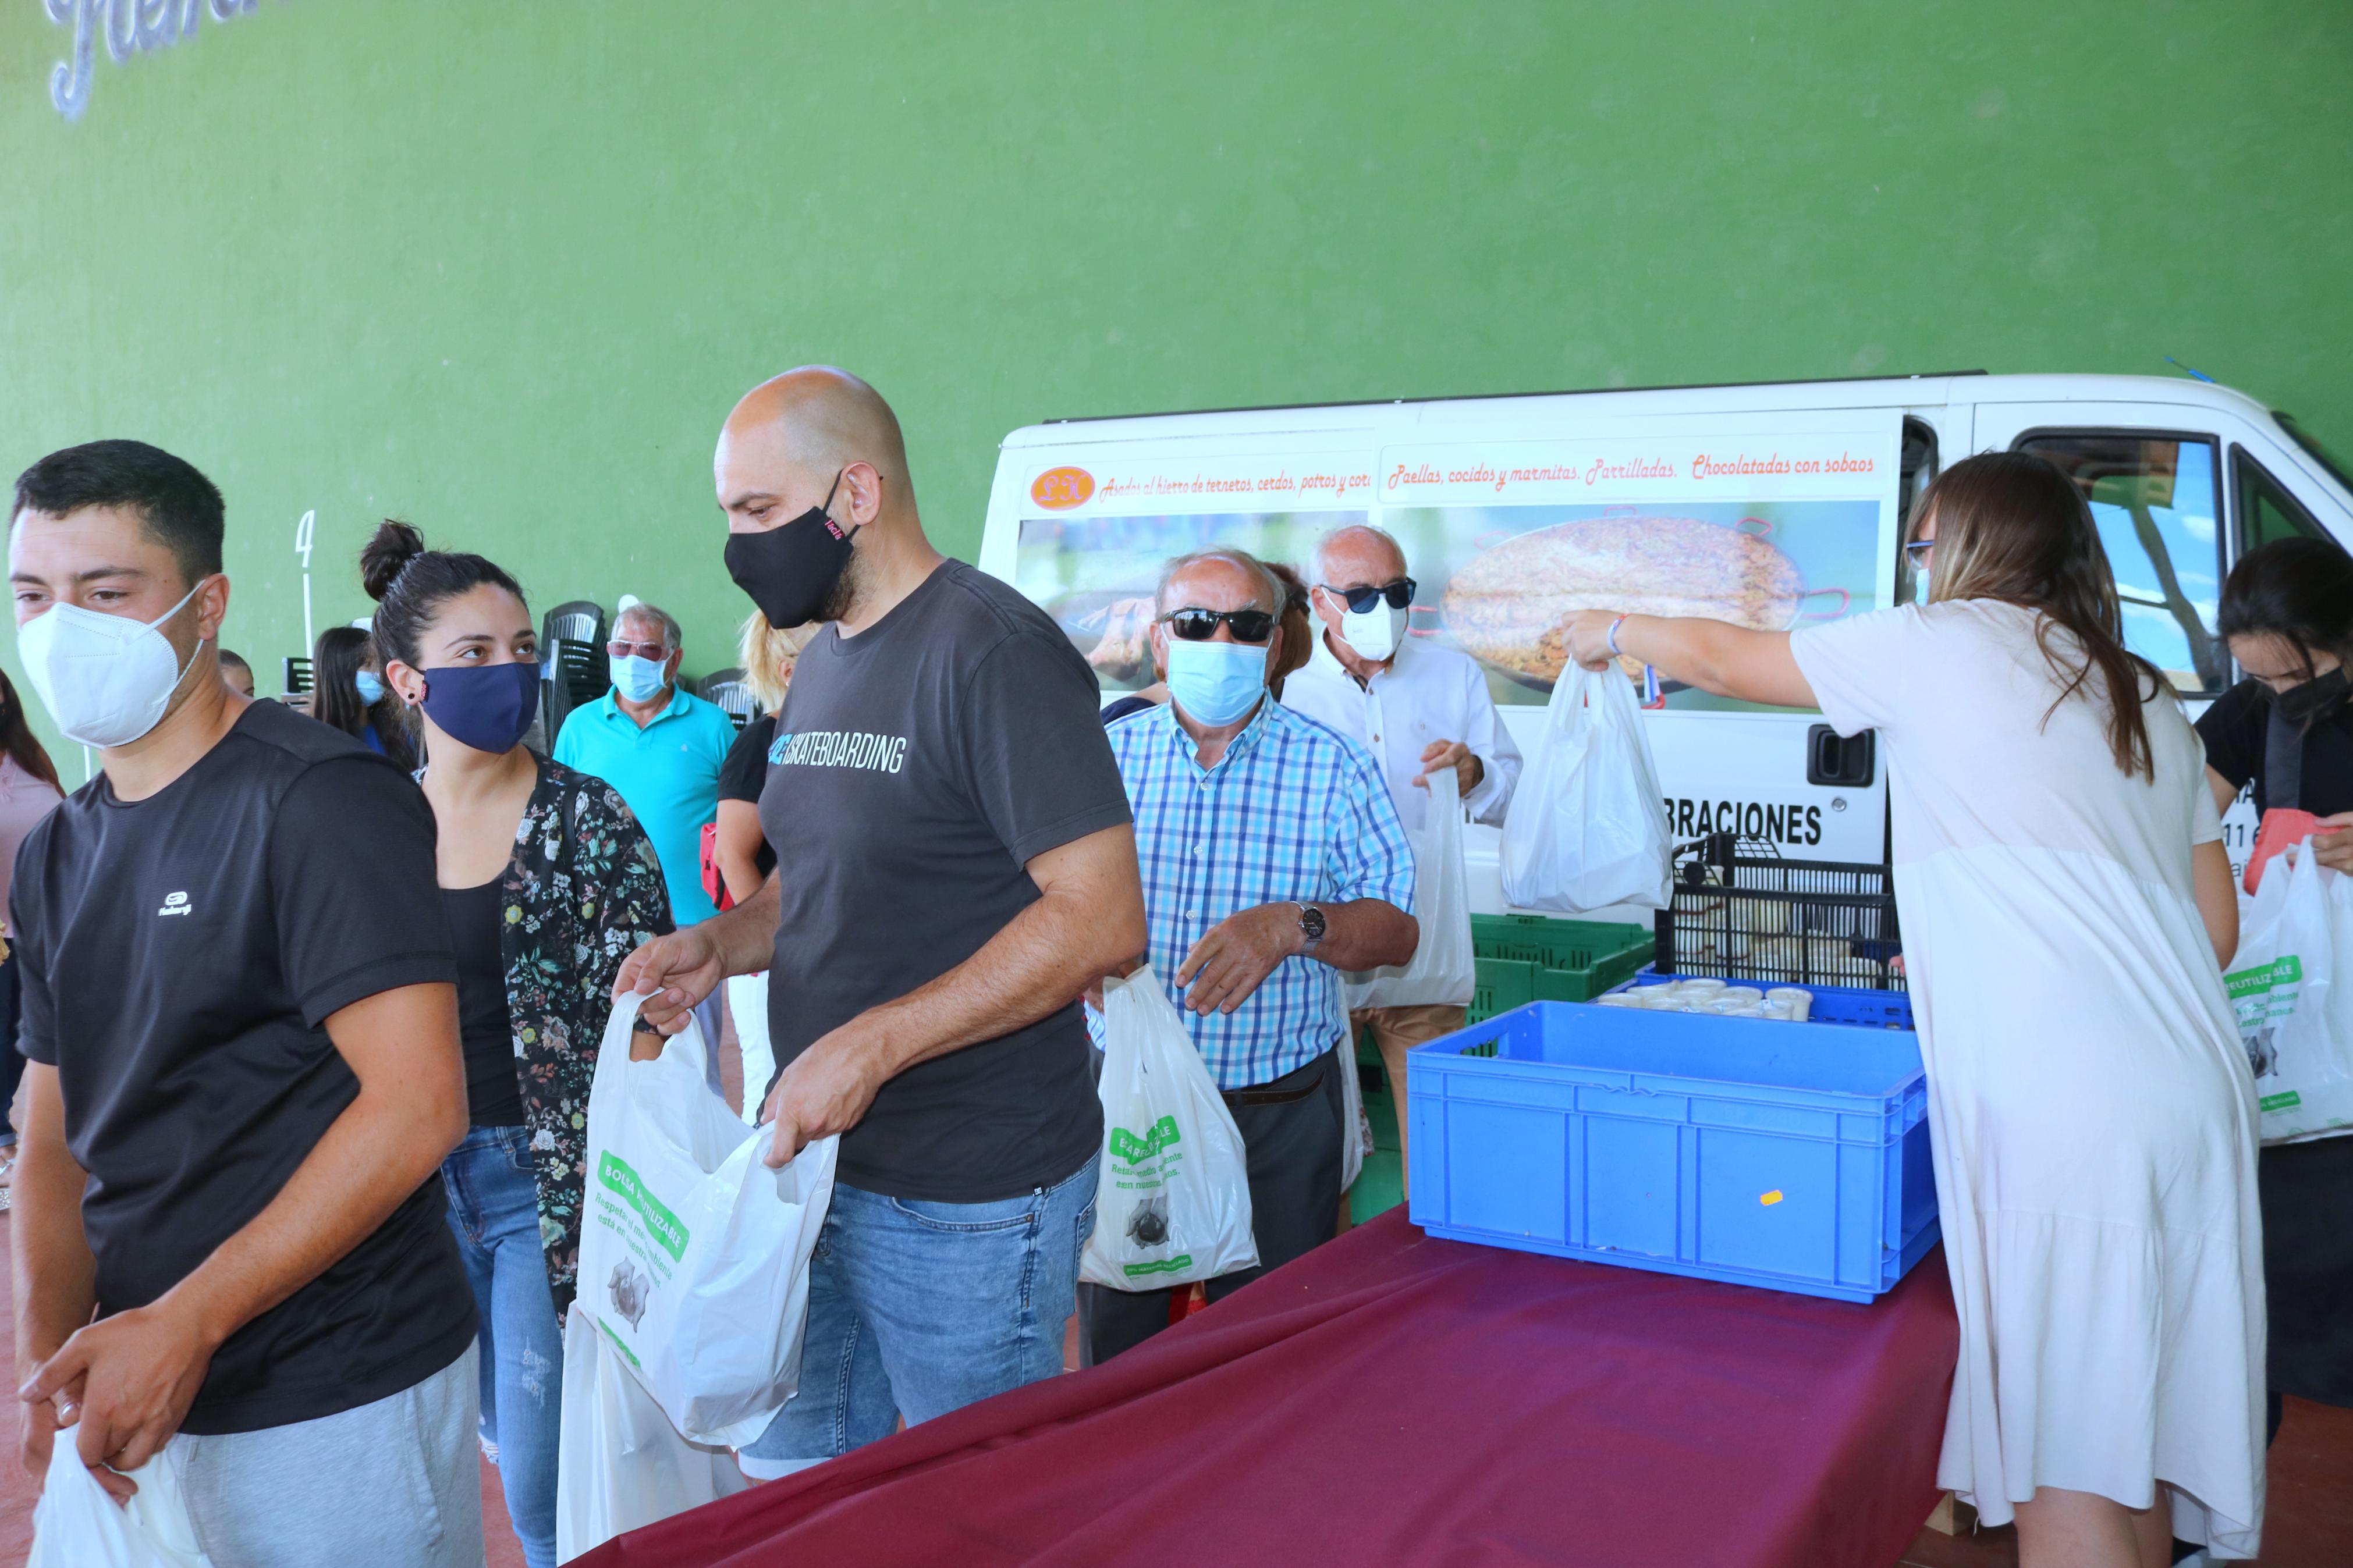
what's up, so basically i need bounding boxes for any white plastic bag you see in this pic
[554,1307,749,1563]
[727,972,775,1129]
[574,994,836,1446]
[2226,840,2353,1143]
[1080,967,1259,1290]
[1337,1030,1368,1193]
[29,1437,212,1568]
[1341,767,1477,1011]
[1499,662,1671,913]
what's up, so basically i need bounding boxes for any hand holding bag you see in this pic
[572,994,836,1445]
[1499,662,1672,913]
[29,1437,212,1568]
[2227,839,2353,1143]
[1080,967,1259,1290]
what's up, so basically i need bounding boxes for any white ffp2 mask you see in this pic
[1339,601,1407,663]
[16,581,208,748]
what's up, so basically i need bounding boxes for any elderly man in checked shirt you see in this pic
[1081,547,1418,1365]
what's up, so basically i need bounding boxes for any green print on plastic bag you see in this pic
[598,1152,690,1261]
[597,1314,644,1370]
[1109,1114,1183,1164]
[1122,1254,1196,1279]
[2224,953,2302,1002]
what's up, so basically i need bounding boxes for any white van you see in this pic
[977,372,2353,906]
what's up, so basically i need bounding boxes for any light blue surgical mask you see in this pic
[1912,569,1930,605]
[354,670,386,706]
[1164,638,1268,726]
[612,653,670,703]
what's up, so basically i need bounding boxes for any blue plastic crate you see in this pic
[1406,1000,1939,1303]
[1608,967,1916,1030]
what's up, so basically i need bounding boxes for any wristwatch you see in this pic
[1294,902,1328,949]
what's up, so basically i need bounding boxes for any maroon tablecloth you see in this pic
[580,1210,1958,1567]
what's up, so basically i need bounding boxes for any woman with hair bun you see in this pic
[1565,451,2264,1567]
[363,520,673,1568]
[2196,534,2353,1455]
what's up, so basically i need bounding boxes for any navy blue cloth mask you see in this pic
[420,662,540,755]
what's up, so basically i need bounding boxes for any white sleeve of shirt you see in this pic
[1457,659,1522,827]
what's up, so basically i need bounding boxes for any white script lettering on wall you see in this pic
[44,0,265,123]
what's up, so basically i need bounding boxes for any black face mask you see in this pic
[2262,665,2350,726]
[724,470,853,628]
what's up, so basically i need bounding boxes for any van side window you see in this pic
[2231,445,2325,552]
[2013,432,2226,694]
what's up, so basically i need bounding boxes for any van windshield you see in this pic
[2274,412,2353,496]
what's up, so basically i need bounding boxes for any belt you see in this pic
[1222,1043,1337,1107]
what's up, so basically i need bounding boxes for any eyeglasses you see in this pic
[1323,578,1416,614]
[1162,607,1276,644]
[607,639,669,662]
[1903,541,1934,570]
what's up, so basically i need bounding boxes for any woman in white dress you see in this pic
[1566,451,2262,1567]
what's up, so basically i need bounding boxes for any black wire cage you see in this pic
[1652,833,1906,992]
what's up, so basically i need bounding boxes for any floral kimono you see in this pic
[495,755,673,1318]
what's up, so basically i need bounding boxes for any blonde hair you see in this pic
[739,611,820,714]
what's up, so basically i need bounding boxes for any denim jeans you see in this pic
[739,1153,1099,1478]
[442,1125,563,1568]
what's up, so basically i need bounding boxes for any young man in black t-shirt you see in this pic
[8,442,481,1566]
[619,369,1147,1478]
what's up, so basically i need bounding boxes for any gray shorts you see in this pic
[173,1344,483,1568]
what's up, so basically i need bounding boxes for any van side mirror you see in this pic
[1806,724,1875,788]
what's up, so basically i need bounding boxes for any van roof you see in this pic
[1003,372,2283,447]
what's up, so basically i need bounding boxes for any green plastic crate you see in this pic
[1471,913,1650,972]
[1471,915,1651,1003]
[1468,955,1538,1022]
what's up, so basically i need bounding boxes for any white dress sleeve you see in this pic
[2191,757,2225,847]
[1788,606,1919,738]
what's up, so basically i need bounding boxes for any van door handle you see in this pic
[1806,724,1875,788]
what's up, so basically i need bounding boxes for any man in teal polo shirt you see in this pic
[552,601,738,929]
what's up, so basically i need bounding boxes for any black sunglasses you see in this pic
[1162,607,1276,645]
[1323,578,1416,614]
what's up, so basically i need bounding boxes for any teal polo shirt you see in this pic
[552,686,739,926]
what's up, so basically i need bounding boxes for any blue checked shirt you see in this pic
[1096,699,1416,1089]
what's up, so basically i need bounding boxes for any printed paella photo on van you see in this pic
[1389,500,1885,712]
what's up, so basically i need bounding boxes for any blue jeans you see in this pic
[442,1126,563,1568]
[739,1154,1099,1477]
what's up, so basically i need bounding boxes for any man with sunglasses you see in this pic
[1282,524,1522,1175]
[1084,547,1418,1364]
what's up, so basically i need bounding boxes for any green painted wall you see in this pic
[5,1,2350,767]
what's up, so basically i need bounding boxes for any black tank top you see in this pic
[442,877,523,1126]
